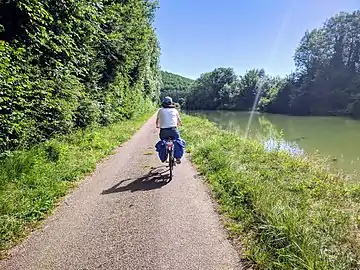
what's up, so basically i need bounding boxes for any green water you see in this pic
[187,110,360,180]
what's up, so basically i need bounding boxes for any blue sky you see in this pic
[154,0,359,79]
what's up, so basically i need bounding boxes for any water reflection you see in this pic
[263,138,305,156]
[186,110,360,180]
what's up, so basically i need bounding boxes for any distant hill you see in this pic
[160,71,194,104]
[161,71,194,91]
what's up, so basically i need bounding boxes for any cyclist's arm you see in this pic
[156,117,160,128]
[156,110,160,128]
[177,111,182,127]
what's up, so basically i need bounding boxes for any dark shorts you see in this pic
[159,127,180,140]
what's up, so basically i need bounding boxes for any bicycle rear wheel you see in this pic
[168,151,174,180]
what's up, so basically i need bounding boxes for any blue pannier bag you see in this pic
[155,138,186,162]
[174,138,186,159]
[155,139,167,162]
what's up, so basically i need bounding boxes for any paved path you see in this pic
[0,115,244,270]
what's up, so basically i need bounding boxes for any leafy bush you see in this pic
[0,0,161,152]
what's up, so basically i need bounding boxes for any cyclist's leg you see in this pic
[159,128,173,140]
[166,128,179,139]
[174,129,180,140]
[159,128,165,140]
[169,128,181,164]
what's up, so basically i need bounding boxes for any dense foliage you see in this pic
[0,0,161,153]
[182,11,360,118]
[160,70,193,106]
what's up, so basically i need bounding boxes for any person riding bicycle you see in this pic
[156,96,182,164]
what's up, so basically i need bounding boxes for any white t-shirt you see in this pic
[157,108,179,128]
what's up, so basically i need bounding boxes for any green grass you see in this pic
[180,115,360,270]
[0,111,154,257]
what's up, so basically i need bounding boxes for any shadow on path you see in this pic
[101,166,171,194]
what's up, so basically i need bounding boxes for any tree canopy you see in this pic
[182,10,360,119]
[0,0,161,153]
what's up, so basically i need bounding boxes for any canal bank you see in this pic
[180,114,360,269]
[186,110,360,181]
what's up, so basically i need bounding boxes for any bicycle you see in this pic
[165,137,175,180]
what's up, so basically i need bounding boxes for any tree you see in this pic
[182,10,360,119]
[0,0,162,152]
[185,67,238,109]
[290,11,360,116]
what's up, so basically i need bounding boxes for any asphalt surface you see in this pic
[0,115,244,270]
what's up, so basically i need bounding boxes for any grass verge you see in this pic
[180,115,360,270]
[0,111,154,257]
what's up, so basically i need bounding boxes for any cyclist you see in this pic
[156,96,182,163]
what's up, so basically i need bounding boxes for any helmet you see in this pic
[162,96,173,105]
